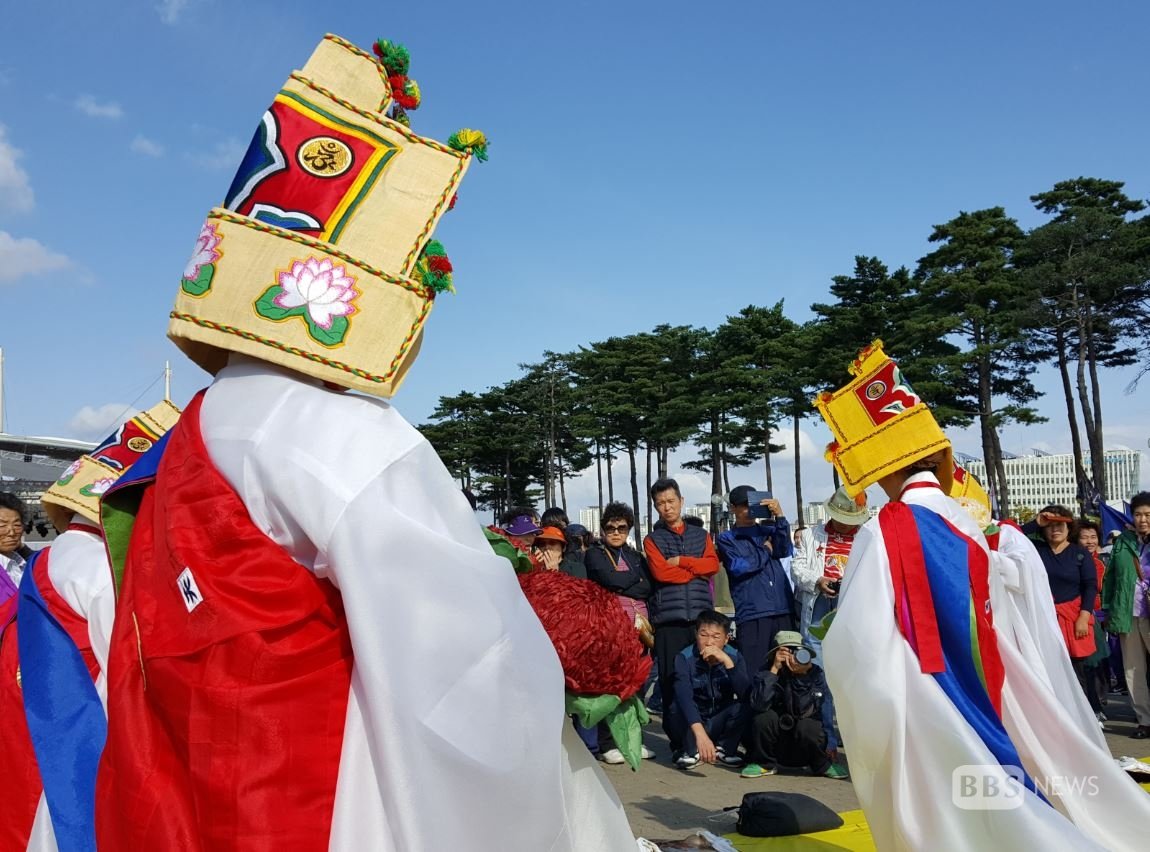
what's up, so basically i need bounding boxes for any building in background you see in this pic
[0,434,94,541]
[963,448,1142,516]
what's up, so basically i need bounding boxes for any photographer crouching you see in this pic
[740,630,849,780]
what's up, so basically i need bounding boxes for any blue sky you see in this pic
[2,0,1148,511]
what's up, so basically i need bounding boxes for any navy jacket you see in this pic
[671,643,752,726]
[644,520,717,625]
[750,663,837,751]
[716,520,794,622]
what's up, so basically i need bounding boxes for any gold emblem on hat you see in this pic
[127,436,153,453]
[298,137,353,177]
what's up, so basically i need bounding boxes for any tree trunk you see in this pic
[721,443,730,495]
[645,444,653,537]
[975,337,1002,515]
[628,443,642,543]
[606,442,615,503]
[659,446,670,480]
[1079,294,1107,502]
[763,422,775,493]
[990,426,1010,516]
[1055,325,1090,513]
[559,456,567,511]
[793,408,804,521]
[711,416,723,535]
[505,451,512,507]
[1086,331,1107,501]
[595,439,604,512]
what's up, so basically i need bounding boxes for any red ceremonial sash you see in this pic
[33,554,101,678]
[96,392,353,851]
[0,596,41,850]
[880,502,946,673]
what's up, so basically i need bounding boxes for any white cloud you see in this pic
[74,95,123,119]
[0,125,34,213]
[157,0,191,24]
[67,404,138,441]
[0,231,71,282]
[188,137,244,171]
[130,135,165,158]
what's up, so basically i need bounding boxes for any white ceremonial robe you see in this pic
[824,472,1150,852]
[989,523,1105,749]
[25,519,116,852]
[200,356,637,852]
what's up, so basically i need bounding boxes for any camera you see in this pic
[793,647,813,666]
[827,579,841,594]
[778,713,796,732]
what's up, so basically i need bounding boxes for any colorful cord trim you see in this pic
[170,299,432,385]
[207,210,433,299]
[319,33,393,113]
[288,73,467,159]
[401,156,467,276]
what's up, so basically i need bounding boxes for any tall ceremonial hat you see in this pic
[949,461,993,529]
[168,35,488,397]
[814,340,953,498]
[42,401,181,532]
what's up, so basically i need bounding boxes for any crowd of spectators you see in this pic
[474,482,1150,781]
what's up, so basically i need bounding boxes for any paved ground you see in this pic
[610,691,1146,841]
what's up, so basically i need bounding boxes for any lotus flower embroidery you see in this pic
[181,221,223,296]
[80,477,116,497]
[57,459,82,486]
[254,256,360,347]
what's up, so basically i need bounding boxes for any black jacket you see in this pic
[585,544,652,600]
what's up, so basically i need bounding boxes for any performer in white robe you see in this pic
[950,465,1106,749]
[200,355,637,850]
[22,402,178,852]
[94,34,642,852]
[815,341,1150,852]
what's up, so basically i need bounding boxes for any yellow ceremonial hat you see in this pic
[42,401,181,532]
[167,35,487,398]
[814,340,953,498]
[949,461,993,529]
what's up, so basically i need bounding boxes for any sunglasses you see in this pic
[603,523,630,534]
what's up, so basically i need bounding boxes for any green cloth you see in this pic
[1102,531,1140,635]
[566,693,650,770]
[484,527,534,574]
[809,609,837,641]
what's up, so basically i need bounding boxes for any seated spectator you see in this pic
[499,508,542,551]
[582,503,655,764]
[566,523,592,555]
[533,526,587,580]
[586,502,652,623]
[0,492,33,592]
[483,506,540,573]
[540,506,569,530]
[716,485,795,677]
[665,609,752,770]
[741,630,847,780]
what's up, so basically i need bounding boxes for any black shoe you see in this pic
[1131,726,1150,740]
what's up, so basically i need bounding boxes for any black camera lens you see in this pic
[778,714,796,732]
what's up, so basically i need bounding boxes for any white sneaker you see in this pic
[599,748,626,765]
[674,751,700,769]
[640,745,655,759]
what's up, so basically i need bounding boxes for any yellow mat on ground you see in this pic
[724,761,1150,851]
[723,809,874,851]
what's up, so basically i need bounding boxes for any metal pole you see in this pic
[164,360,172,402]
[0,347,5,433]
